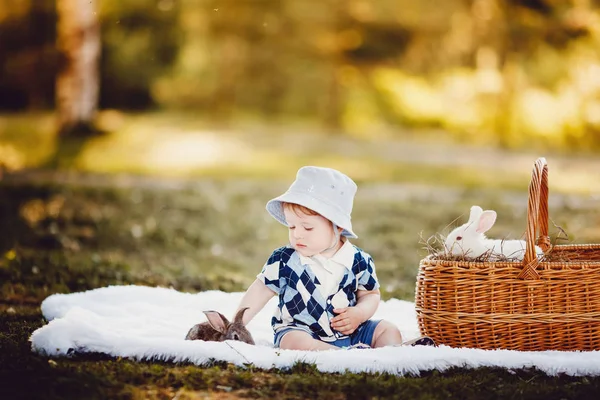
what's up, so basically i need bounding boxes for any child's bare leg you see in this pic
[371,320,403,348]
[279,330,339,351]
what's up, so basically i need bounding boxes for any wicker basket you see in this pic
[415,157,600,351]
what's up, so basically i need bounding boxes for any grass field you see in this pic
[2,112,600,399]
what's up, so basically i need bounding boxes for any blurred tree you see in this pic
[55,0,100,136]
[0,0,56,110]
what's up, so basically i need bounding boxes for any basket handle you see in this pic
[517,157,551,280]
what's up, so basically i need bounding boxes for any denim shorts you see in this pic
[274,319,381,348]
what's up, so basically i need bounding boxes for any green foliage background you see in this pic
[2,0,600,149]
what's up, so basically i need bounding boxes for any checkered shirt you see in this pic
[257,243,380,342]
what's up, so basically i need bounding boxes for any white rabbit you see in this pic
[444,205,543,261]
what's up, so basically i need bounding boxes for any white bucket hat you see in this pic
[266,166,358,239]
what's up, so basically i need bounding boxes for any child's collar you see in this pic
[298,239,354,270]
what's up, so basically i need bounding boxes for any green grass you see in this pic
[2,113,600,398]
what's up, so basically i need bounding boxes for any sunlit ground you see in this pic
[1,111,599,195]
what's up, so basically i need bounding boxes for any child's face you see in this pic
[283,207,336,257]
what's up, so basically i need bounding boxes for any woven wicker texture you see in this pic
[415,158,600,351]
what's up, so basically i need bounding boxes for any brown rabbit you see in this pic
[185,307,255,345]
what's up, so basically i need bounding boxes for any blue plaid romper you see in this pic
[257,243,381,347]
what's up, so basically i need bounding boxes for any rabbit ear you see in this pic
[468,206,483,223]
[204,311,229,334]
[234,307,250,325]
[476,210,497,233]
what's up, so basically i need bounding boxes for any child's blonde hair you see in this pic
[282,202,320,218]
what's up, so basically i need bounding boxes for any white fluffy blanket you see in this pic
[30,285,600,376]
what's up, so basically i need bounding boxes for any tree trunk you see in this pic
[55,0,100,136]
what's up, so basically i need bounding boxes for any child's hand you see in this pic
[331,307,365,335]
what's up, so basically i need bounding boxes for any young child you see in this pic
[236,166,434,350]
